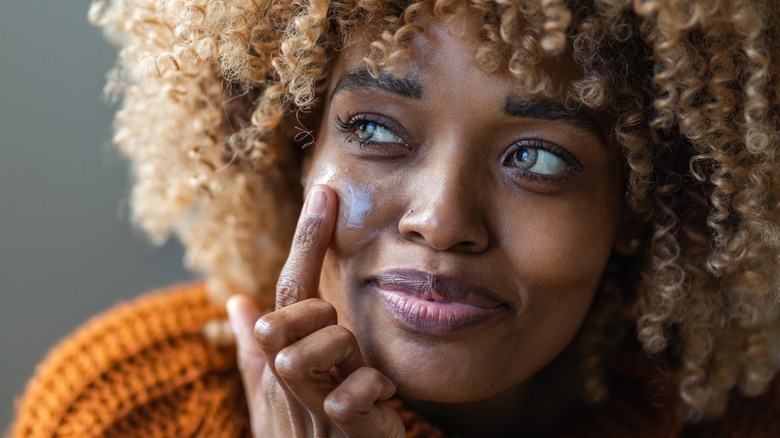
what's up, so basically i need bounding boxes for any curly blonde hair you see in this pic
[89,0,780,421]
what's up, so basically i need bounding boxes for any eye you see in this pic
[354,121,403,144]
[504,140,574,178]
[336,114,406,148]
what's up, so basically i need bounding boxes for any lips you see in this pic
[369,269,509,334]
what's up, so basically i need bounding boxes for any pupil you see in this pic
[512,147,537,169]
[357,122,374,139]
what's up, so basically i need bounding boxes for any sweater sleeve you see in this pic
[9,283,250,438]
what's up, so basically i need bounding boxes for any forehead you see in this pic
[324,14,607,140]
[327,13,583,99]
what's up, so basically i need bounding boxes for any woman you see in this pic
[11,0,780,436]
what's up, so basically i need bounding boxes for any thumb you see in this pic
[227,295,269,416]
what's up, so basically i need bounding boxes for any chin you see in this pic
[357,328,526,403]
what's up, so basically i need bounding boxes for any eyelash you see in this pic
[335,113,408,149]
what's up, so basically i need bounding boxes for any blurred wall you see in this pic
[0,2,194,430]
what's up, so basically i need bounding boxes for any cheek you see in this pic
[499,193,621,311]
[309,163,395,267]
[492,198,620,371]
[524,214,613,282]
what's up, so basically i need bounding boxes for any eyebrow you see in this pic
[330,69,423,102]
[329,71,605,140]
[504,97,605,140]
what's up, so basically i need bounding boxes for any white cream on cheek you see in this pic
[343,183,373,228]
[309,163,374,229]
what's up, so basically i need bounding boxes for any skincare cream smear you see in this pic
[311,164,373,228]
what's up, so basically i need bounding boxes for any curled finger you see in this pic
[274,324,366,414]
[325,367,403,438]
[254,298,338,368]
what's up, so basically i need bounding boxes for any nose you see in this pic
[398,164,490,253]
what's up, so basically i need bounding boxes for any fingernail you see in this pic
[306,187,327,216]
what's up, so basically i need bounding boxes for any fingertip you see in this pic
[379,377,398,401]
[308,183,336,197]
[306,184,339,216]
[226,295,243,337]
[227,294,262,340]
[226,294,246,315]
[305,186,329,217]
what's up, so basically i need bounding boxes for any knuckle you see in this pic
[293,215,323,252]
[274,348,307,381]
[275,276,305,308]
[324,391,366,422]
[254,314,283,351]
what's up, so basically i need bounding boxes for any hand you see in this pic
[227,185,405,437]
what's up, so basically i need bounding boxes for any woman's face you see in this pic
[304,16,625,403]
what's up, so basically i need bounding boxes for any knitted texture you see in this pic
[10,283,249,438]
[10,282,780,437]
[387,399,446,438]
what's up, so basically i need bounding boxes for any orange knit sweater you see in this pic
[9,283,780,437]
[9,284,441,438]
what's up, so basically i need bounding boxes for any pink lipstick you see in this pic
[370,269,508,334]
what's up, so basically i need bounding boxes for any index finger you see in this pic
[276,185,338,309]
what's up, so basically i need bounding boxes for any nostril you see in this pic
[404,230,424,241]
[460,239,489,253]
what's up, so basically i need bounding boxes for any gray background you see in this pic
[1,2,194,431]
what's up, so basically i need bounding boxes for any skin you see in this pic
[227,14,626,437]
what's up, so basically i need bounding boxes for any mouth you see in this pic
[368,269,509,335]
